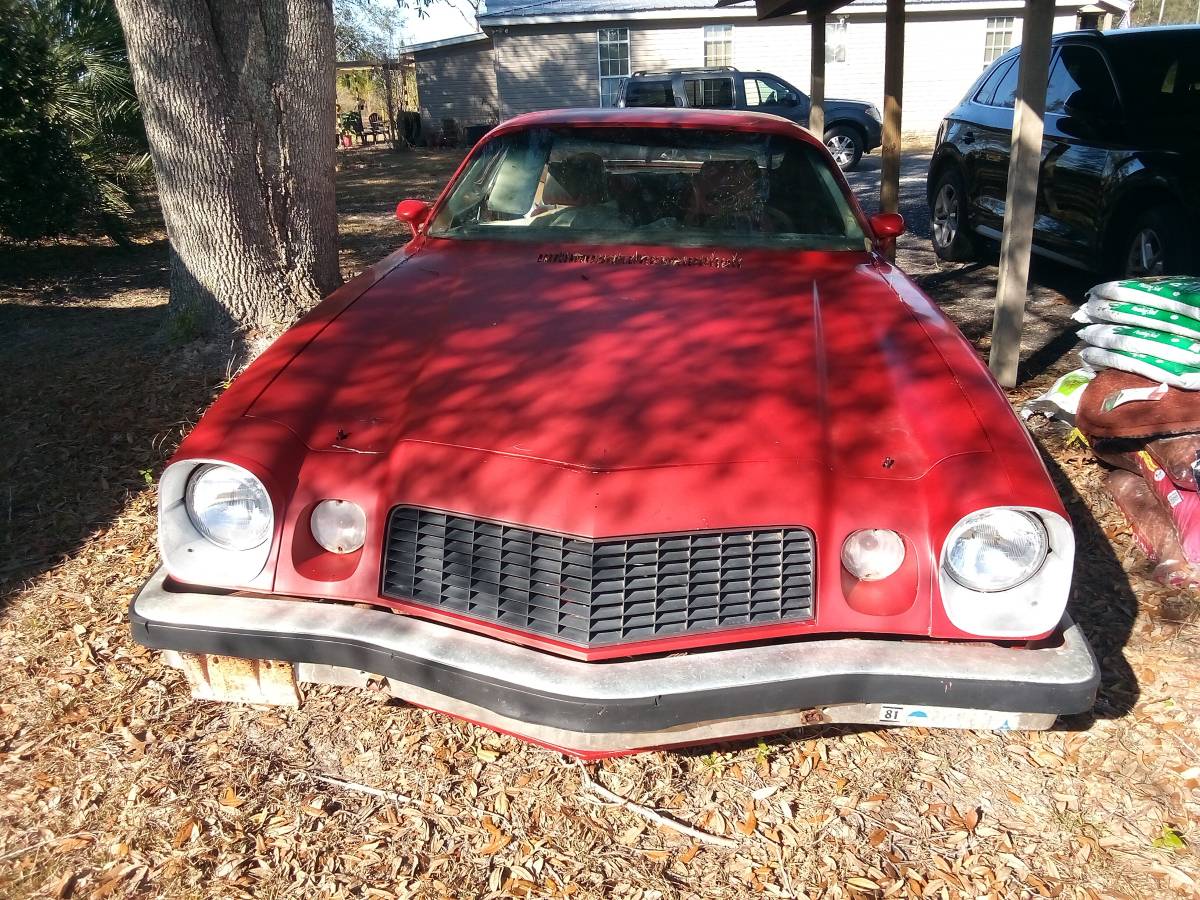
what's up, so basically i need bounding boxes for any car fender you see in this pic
[1097,153,1190,260]
[927,142,968,207]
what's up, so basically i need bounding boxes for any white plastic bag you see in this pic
[1078,323,1200,367]
[1021,368,1094,424]
[1074,296,1200,340]
[1080,346,1200,390]
[1089,277,1200,321]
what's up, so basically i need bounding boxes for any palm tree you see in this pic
[0,0,150,244]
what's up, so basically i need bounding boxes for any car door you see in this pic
[965,55,1021,235]
[682,75,735,110]
[742,74,808,125]
[1036,43,1122,263]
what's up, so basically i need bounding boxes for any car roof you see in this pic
[988,24,1198,63]
[1039,24,1200,46]
[490,107,826,147]
[1090,23,1200,39]
[629,67,739,78]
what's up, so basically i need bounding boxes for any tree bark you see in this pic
[114,0,341,335]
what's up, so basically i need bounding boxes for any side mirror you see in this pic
[395,199,431,236]
[869,212,905,240]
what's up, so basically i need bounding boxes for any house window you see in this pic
[826,18,847,64]
[983,16,1014,66]
[703,24,733,67]
[598,27,630,107]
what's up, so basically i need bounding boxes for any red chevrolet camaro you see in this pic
[131,109,1097,757]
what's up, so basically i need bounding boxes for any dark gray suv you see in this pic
[617,67,882,171]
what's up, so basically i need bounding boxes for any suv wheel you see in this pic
[1121,205,1191,278]
[824,126,863,171]
[930,166,976,263]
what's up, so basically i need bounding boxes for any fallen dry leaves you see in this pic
[2,148,1200,898]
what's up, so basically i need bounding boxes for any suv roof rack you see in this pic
[631,66,739,76]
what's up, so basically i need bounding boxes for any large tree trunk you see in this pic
[114,0,341,335]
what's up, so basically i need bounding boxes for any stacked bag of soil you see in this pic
[1034,277,1200,586]
[1073,277,1200,388]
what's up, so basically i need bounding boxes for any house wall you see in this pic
[492,26,601,115]
[488,8,1091,134]
[414,41,500,132]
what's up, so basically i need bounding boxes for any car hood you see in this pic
[244,240,990,480]
[826,98,872,110]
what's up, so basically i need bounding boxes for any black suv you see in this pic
[928,27,1200,277]
[617,67,882,170]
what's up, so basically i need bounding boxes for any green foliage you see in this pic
[0,0,150,243]
[335,0,407,61]
[753,739,771,765]
[1132,0,1200,26]
[338,68,380,104]
[1153,825,1188,851]
[339,110,364,136]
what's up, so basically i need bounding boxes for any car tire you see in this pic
[1119,205,1194,278]
[824,126,863,171]
[929,166,976,263]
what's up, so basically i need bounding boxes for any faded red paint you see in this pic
[169,108,1067,661]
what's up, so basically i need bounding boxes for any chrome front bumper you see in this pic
[130,567,1099,757]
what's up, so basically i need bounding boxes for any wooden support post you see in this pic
[988,0,1055,387]
[809,9,826,141]
[880,0,905,260]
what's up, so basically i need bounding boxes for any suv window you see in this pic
[1106,32,1199,118]
[624,79,674,108]
[745,76,795,107]
[990,57,1021,109]
[1046,45,1118,115]
[974,58,1013,106]
[684,77,734,109]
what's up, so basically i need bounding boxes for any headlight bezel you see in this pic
[938,506,1074,639]
[159,459,275,586]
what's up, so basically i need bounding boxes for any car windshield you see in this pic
[426,126,868,251]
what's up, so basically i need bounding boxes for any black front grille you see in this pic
[381,507,815,648]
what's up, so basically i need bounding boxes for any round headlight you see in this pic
[841,529,906,581]
[944,509,1048,593]
[185,464,272,551]
[311,499,366,554]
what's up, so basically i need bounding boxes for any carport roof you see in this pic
[478,0,1113,22]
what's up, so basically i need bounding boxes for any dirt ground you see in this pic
[2,145,1199,899]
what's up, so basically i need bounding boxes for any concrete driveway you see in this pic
[844,149,933,239]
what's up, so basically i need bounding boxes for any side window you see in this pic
[685,77,734,109]
[991,56,1021,109]
[1045,46,1119,115]
[974,58,1013,105]
[746,76,796,107]
[624,80,674,108]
